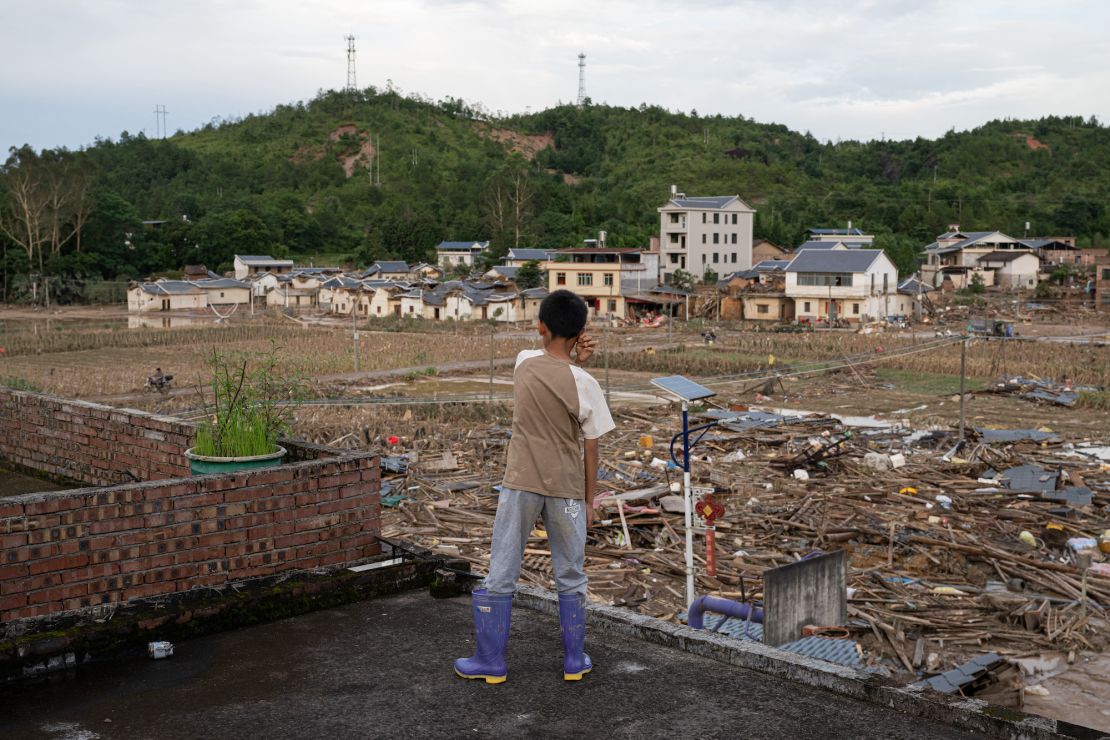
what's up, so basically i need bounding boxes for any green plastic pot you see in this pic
[184,446,287,475]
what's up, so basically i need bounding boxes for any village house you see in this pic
[317,276,364,311]
[976,251,1041,289]
[364,261,413,281]
[435,241,489,270]
[657,187,756,282]
[544,246,660,319]
[785,249,899,323]
[717,261,793,321]
[265,273,320,308]
[233,255,294,281]
[889,277,934,319]
[751,239,791,264]
[484,265,521,282]
[127,278,251,313]
[1095,256,1110,310]
[920,228,1034,289]
[1021,238,1108,268]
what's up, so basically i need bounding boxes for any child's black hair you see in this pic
[539,289,588,339]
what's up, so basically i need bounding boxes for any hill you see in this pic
[1,86,1108,302]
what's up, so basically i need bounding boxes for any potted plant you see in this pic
[184,345,300,475]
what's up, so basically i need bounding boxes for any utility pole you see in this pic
[958,337,967,442]
[604,312,611,405]
[488,322,495,400]
[352,289,360,372]
[153,105,169,138]
[576,53,587,107]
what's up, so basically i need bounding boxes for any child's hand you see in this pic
[575,334,597,365]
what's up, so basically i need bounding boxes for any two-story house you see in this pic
[543,247,659,318]
[233,255,294,281]
[657,189,756,283]
[435,241,489,270]
[921,228,1034,289]
[786,249,899,323]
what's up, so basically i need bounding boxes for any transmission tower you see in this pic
[346,35,357,91]
[153,104,169,138]
[576,53,586,107]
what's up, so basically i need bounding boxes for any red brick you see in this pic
[0,592,28,612]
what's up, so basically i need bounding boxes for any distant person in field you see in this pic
[454,289,614,684]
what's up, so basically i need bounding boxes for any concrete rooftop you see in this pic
[0,590,976,740]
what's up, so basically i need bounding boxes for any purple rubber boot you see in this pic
[454,589,512,684]
[558,592,592,681]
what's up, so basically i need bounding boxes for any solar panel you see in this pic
[650,375,716,401]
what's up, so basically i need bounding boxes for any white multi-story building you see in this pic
[657,190,756,282]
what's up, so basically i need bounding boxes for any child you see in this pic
[455,289,615,684]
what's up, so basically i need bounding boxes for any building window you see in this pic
[608,299,617,312]
[713,233,720,244]
[883,274,889,293]
[557,272,567,286]
[731,253,737,263]
[713,253,719,263]
[713,213,720,224]
[669,233,679,243]
[731,233,737,244]
[701,254,706,264]
[732,214,738,224]
[803,301,811,313]
[669,213,679,224]
[797,273,854,287]
[702,234,707,244]
[577,273,593,287]
[603,273,614,286]
[669,253,679,264]
[852,303,860,315]
[757,304,769,314]
[702,213,707,223]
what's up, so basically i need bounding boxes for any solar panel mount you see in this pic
[650,375,716,401]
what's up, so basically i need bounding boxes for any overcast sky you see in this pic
[2,0,1107,152]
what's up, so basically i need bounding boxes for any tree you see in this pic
[702,268,719,284]
[0,147,94,306]
[483,159,534,252]
[670,269,694,290]
[515,259,544,289]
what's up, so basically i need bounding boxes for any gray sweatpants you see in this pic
[484,487,587,596]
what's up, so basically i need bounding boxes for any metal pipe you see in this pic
[687,595,763,630]
[682,401,694,609]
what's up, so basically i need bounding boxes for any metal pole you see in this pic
[681,400,695,609]
[604,313,611,404]
[958,338,967,442]
[488,323,495,400]
[352,290,360,372]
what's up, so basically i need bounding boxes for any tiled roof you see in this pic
[667,196,737,210]
[436,240,488,251]
[897,278,933,295]
[978,250,1031,263]
[373,261,411,273]
[235,255,293,265]
[507,248,553,261]
[193,278,249,289]
[786,249,884,273]
[806,227,865,236]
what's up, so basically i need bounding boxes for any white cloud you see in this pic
[0,0,1107,150]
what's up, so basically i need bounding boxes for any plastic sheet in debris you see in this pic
[704,409,814,432]
[1023,389,1079,407]
[975,428,1063,444]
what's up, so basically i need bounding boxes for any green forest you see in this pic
[2,85,1108,304]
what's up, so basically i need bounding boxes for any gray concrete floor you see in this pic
[0,590,977,740]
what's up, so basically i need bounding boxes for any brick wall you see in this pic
[0,391,192,485]
[0,390,381,623]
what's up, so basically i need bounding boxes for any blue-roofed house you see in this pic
[657,187,756,282]
[435,241,489,270]
[233,255,294,280]
[920,228,1033,289]
[785,249,899,323]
